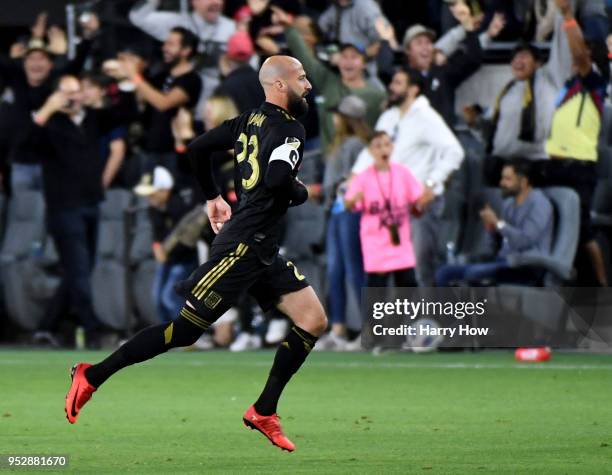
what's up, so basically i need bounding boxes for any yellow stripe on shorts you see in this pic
[191,243,245,298]
[194,243,248,300]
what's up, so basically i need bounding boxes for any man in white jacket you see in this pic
[129,0,236,107]
[352,68,464,286]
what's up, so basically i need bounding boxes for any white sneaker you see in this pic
[265,319,289,345]
[191,333,214,350]
[230,332,262,352]
[344,334,362,352]
[314,333,347,351]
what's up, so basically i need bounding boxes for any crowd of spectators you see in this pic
[0,0,611,350]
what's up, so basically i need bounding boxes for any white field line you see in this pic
[0,358,611,371]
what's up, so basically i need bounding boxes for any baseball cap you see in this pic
[402,24,436,48]
[24,39,54,59]
[227,31,254,62]
[329,95,367,120]
[134,166,174,196]
[339,42,367,57]
[511,41,540,61]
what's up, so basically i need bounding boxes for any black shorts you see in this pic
[174,242,309,321]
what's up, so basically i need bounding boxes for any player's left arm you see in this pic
[265,123,307,206]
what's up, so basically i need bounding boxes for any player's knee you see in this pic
[304,309,327,337]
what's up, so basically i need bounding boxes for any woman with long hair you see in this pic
[317,95,371,350]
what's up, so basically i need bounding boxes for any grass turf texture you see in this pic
[1,350,612,474]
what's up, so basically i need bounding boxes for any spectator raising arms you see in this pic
[0,13,99,192]
[345,131,424,288]
[32,75,118,347]
[380,1,504,127]
[114,27,202,174]
[129,0,235,105]
[273,5,386,153]
[543,0,609,286]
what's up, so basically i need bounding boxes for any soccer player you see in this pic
[64,55,328,452]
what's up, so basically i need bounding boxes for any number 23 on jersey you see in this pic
[236,133,260,190]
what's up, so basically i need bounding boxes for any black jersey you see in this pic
[187,101,306,264]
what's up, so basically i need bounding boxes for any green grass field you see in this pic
[1,350,612,474]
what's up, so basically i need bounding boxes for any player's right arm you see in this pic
[187,120,237,200]
[187,120,237,233]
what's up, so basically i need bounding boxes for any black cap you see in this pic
[511,41,540,61]
[338,42,367,57]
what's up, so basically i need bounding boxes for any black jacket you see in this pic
[379,31,483,126]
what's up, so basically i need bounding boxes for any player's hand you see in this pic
[206,196,232,234]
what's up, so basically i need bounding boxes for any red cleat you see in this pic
[243,405,296,452]
[64,363,96,424]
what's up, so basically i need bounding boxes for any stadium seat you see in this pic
[128,197,159,326]
[91,189,133,330]
[0,191,59,330]
[506,187,580,285]
[456,187,502,262]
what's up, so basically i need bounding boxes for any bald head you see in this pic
[259,55,303,89]
[258,55,312,117]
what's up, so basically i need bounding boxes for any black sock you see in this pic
[254,326,318,416]
[85,307,210,388]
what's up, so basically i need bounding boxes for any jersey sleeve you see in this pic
[264,121,305,192]
[187,117,240,200]
[267,121,305,172]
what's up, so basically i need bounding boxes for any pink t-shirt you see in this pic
[346,162,423,273]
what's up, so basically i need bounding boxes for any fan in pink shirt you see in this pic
[345,131,430,287]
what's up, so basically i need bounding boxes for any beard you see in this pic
[387,93,406,107]
[287,89,309,117]
[501,187,519,198]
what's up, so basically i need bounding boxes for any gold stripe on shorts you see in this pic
[191,243,245,298]
[194,243,248,300]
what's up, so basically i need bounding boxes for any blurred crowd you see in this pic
[0,0,611,351]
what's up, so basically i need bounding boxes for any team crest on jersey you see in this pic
[285,137,301,148]
[203,291,222,310]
